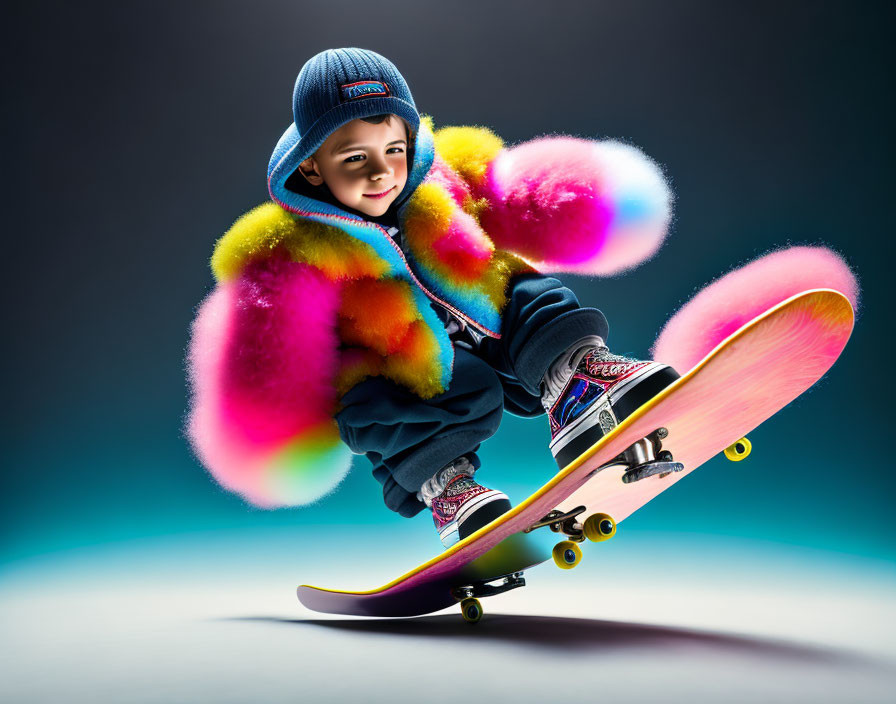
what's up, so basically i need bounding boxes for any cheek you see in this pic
[328,170,363,194]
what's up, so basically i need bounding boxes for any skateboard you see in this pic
[298,289,854,622]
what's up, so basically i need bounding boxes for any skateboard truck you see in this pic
[524,506,618,570]
[452,572,526,601]
[452,430,745,623]
[617,427,685,484]
[523,428,682,539]
[451,505,619,623]
[451,572,526,624]
[524,505,588,541]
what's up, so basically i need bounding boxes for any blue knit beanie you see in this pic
[267,48,420,196]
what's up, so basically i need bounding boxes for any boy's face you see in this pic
[297,116,409,217]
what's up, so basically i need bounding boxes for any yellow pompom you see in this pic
[434,125,504,188]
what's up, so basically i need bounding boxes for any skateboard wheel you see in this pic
[552,541,582,570]
[461,597,483,624]
[724,437,752,462]
[583,513,617,542]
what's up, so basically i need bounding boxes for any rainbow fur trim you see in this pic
[651,246,860,372]
[435,129,673,276]
[400,158,535,335]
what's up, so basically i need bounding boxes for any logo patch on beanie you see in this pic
[340,80,390,102]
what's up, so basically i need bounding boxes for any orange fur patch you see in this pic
[337,278,418,355]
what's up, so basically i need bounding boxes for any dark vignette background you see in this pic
[5,0,894,565]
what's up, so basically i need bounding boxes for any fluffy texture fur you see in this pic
[186,256,353,507]
[213,203,389,284]
[432,125,504,188]
[474,137,672,275]
[402,180,495,284]
[651,246,860,372]
[186,117,677,508]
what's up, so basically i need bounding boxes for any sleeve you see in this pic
[184,251,353,508]
[434,125,673,276]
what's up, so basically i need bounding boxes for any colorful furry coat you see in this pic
[185,116,673,508]
[184,115,859,509]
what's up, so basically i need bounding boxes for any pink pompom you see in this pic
[185,254,346,507]
[477,137,671,275]
[651,246,859,372]
[222,255,341,443]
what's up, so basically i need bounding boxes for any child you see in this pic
[186,48,679,548]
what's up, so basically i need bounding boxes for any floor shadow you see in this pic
[223,613,880,668]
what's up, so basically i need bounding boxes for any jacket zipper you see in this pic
[380,224,497,340]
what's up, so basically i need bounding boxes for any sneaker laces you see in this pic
[587,346,637,364]
[540,335,606,411]
[417,455,476,507]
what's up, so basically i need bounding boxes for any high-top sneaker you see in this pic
[541,339,680,469]
[419,456,511,548]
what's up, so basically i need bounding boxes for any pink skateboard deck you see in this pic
[298,289,854,620]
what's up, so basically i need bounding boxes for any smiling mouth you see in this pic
[363,186,394,199]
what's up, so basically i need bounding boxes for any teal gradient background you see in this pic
[4,0,894,572]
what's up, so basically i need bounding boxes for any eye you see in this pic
[387,147,404,154]
[343,154,364,163]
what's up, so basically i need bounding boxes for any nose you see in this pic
[367,153,391,180]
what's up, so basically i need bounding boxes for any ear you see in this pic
[297,157,324,186]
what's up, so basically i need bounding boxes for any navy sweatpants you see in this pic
[334,272,609,517]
